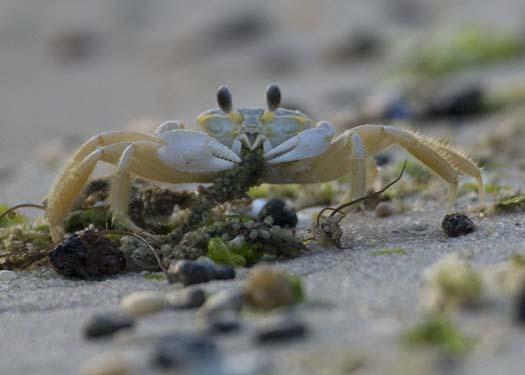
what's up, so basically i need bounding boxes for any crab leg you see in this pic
[352,125,483,206]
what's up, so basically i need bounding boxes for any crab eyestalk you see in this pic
[217,86,233,113]
[266,84,281,111]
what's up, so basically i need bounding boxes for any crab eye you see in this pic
[217,86,232,113]
[266,84,281,111]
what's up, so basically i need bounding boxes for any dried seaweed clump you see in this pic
[0,208,52,270]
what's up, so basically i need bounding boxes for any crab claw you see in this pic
[264,121,335,164]
[158,130,241,173]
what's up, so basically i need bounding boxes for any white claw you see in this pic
[264,121,335,164]
[158,130,240,172]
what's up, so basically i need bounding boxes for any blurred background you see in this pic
[1,0,525,202]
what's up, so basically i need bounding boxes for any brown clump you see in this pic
[49,229,126,279]
[244,265,295,310]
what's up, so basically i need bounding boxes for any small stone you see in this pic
[205,311,241,334]
[166,288,206,309]
[214,264,236,280]
[167,260,215,286]
[49,230,126,279]
[442,213,475,237]
[244,265,296,310]
[84,313,135,339]
[514,285,525,324]
[0,270,17,281]
[375,202,394,218]
[258,199,298,228]
[79,353,130,375]
[423,84,485,119]
[198,289,244,317]
[255,315,307,344]
[152,333,218,369]
[120,291,166,317]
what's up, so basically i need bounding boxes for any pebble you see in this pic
[152,333,218,369]
[198,289,244,317]
[84,313,135,339]
[120,291,166,317]
[167,259,235,285]
[165,288,206,309]
[244,266,295,310]
[423,84,485,119]
[0,270,17,281]
[442,213,475,237]
[375,202,394,218]
[251,198,268,217]
[79,353,130,375]
[205,311,241,334]
[258,198,298,228]
[514,286,525,324]
[255,315,308,344]
[167,260,215,285]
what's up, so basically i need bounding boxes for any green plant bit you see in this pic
[0,203,45,227]
[402,315,474,356]
[494,194,525,213]
[372,247,407,256]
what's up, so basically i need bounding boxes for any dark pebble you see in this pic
[255,316,308,344]
[374,153,391,166]
[49,230,126,279]
[514,286,525,324]
[167,288,207,309]
[258,198,298,228]
[152,334,218,369]
[423,85,485,119]
[214,264,236,280]
[206,311,241,334]
[442,213,475,237]
[83,313,135,339]
[167,260,235,286]
[167,260,215,286]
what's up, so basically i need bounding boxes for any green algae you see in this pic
[494,194,525,213]
[409,28,525,77]
[402,315,474,355]
[372,247,407,256]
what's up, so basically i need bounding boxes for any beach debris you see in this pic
[165,288,207,310]
[255,314,308,344]
[402,315,474,355]
[79,353,131,375]
[49,229,126,279]
[244,265,304,310]
[375,202,394,218]
[151,333,218,370]
[258,198,298,228]
[84,313,135,339]
[167,258,235,286]
[120,291,166,317]
[421,254,483,313]
[442,213,475,237]
[494,194,525,214]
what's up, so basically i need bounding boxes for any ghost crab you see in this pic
[46,85,483,242]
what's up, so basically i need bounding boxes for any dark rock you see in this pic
[206,311,241,334]
[258,199,298,228]
[214,264,236,280]
[423,85,485,119]
[374,154,391,167]
[166,288,207,309]
[83,313,135,339]
[442,213,475,237]
[255,315,308,344]
[514,286,525,324]
[198,289,245,317]
[49,230,126,279]
[50,29,102,63]
[152,334,218,369]
[167,259,235,286]
[167,260,215,286]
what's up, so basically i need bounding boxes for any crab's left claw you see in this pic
[158,130,241,173]
[264,121,335,164]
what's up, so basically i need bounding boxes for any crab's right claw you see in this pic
[264,121,335,164]
[158,130,241,173]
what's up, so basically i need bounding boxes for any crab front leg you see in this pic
[46,128,240,242]
[263,121,336,164]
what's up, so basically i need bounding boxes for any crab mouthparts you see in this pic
[241,134,265,151]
